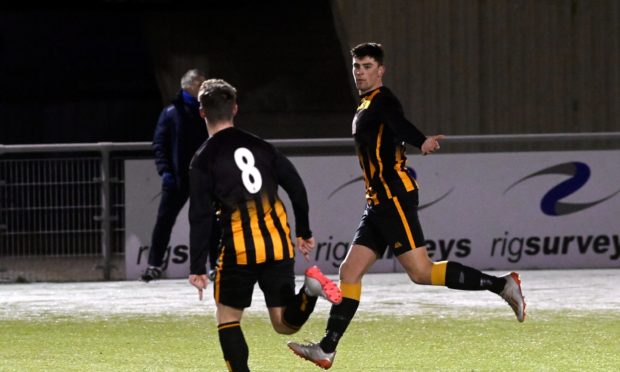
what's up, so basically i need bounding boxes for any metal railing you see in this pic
[0,157,102,256]
[1,132,619,281]
[0,144,131,280]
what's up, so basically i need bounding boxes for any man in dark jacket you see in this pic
[142,69,219,282]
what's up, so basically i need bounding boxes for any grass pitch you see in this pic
[1,310,618,371]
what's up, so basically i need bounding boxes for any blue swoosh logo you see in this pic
[504,161,620,216]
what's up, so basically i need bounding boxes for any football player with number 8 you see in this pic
[188,79,342,371]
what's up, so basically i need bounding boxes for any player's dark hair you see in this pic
[198,79,237,123]
[350,42,384,65]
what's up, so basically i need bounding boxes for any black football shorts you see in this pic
[213,258,295,309]
[352,191,426,257]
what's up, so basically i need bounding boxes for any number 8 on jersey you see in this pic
[234,147,263,194]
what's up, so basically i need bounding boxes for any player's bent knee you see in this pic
[407,271,429,285]
[396,247,433,285]
[405,262,433,285]
[272,323,298,335]
[338,262,365,283]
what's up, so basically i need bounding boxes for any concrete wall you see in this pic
[332,0,620,141]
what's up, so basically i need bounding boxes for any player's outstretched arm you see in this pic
[421,134,445,155]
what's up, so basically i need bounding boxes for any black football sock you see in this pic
[218,321,249,372]
[434,261,505,294]
[319,282,361,353]
[282,285,318,330]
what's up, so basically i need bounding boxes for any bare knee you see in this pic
[407,271,429,285]
[272,323,297,335]
[268,308,298,335]
[339,246,377,283]
[398,248,433,285]
[339,260,363,283]
[407,261,434,285]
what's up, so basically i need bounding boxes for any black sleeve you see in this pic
[152,108,174,176]
[273,149,312,239]
[188,165,215,275]
[382,95,427,148]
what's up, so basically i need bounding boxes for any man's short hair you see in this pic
[198,79,237,123]
[181,69,206,89]
[350,42,384,65]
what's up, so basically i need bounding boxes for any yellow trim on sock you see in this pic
[218,322,240,331]
[431,261,448,286]
[340,282,362,301]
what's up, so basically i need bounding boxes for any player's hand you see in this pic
[296,236,316,261]
[189,274,208,301]
[421,135,444,155]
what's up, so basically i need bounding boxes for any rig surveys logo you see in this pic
[504,161,620,216]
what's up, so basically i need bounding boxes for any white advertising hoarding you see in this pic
[124,161,191,280]
[125,150,620,279]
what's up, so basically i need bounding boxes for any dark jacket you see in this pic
[152,90,207,188]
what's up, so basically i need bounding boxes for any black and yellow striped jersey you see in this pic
[352,86,427,205]
[188,127,311,274]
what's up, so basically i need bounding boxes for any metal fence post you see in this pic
[99,143,113,280]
